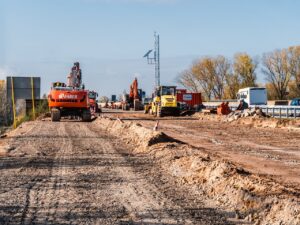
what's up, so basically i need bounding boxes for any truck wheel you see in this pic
[51,108,61,122]
[82,110,91,122]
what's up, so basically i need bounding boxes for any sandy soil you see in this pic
[96,115,300,224]
[103,110,300,190]
[0,119,234,224]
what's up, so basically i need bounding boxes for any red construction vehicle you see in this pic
[88,91,101,114]
[48,62,91,122]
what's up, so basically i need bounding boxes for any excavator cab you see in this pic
[52,82,67,89]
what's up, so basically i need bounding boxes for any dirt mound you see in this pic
[97,117,300,225]
[168,154,300,224]
[95,118,180,152]
[196,111,300,129]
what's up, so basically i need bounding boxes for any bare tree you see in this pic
[224,73,240,99]
[176,56,230,100]
[192,56,230,100]
[99,96,109,103]
[288,46,300,95]
[262,49,291,100]
[175,69,201,93]
[233,53,258,88]
[213,56,230,99]
[191,58,215,100]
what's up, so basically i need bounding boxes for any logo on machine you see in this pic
[183,94,192,101]
[58,93,78,99]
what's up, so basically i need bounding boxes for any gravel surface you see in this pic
[0,120,233,225]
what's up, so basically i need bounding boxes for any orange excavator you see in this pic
[122,78,143,111]
[48,62,91,122]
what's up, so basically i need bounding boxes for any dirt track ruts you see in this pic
[0,120,233,225]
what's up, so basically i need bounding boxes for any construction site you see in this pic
[1,1,300,225]
[0,51,300,225]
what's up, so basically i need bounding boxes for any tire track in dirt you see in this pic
[1,120,233,224]
[18,122,63,225]
[87,122,231,224]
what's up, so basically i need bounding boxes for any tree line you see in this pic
[176,46,300,100]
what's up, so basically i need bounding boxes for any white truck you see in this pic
[237,87,267,106]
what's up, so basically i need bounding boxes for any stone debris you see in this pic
[226,108,267,122]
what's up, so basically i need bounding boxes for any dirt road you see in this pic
[105,110,300,189]
[0,120,233,224]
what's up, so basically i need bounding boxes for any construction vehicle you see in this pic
[48,62,91,122]
[122,78,143,111]
[217,102,231,115]
[144,86,179,117]
[176,89,203,111]
[88,91,101,114]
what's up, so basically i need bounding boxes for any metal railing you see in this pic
[204,104,300,119]
[253,105,300,119]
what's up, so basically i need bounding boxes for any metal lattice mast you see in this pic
[154,32,160,87]
[143,32,161,88]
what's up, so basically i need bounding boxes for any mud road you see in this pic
[0,121,233,225]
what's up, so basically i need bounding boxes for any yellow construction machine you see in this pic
[144,86,179,117]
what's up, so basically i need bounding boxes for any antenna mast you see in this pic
[143,32,161,87]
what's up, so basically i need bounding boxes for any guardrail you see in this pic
[256,105,300,119]
[204,104,300,119]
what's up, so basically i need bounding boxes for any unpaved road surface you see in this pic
[0,121,233,224]
[105,110,300,189]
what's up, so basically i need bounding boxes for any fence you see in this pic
[204,104,300,119]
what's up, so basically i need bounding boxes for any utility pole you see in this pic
[143,32,160,87]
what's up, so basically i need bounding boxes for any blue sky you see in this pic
[1,0,300,97]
